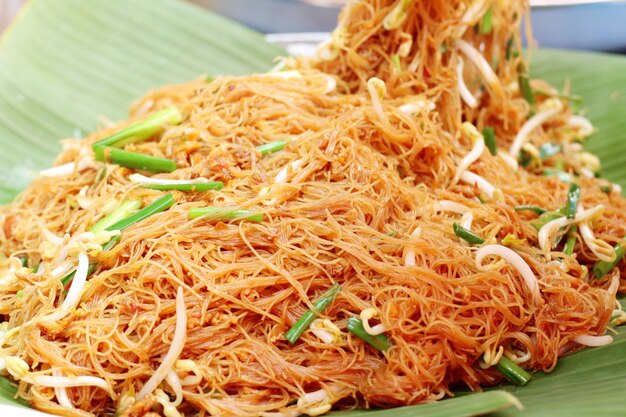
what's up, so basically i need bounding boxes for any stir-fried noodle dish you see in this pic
[1,1,625,416]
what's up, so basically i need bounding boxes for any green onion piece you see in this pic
[347,317,391,351]
[554,158,566,171]
[564,225,578,255]
[505,38,514,60]
[538,143,562,160]
[519,75,535,106]
[256,140,289,156]
[140,181,224,192]
[387,231,398,237]
[565,183,581,219]
[16,290,23,298]
[502,234,525,247]
[60,273,70,286]
[92,107,182,149]
[593,237,626,278]
[269,60,287,73]
[89,199,143,233]
[514,205,547,215]
[17,256,28,268]
[205,74,214,82]
[61,263,97,287]
[60,195,176,287]
[95,167,107,184]
[534,88,583,104]
[544,169,573,183]
[518,150,533,168]
[495,355,532,386]
[284,283,342,344]
[482,127,497,156]
[108,194,176,232]
[600,185,612,193]
[453,223,485,245]
[440,43,449,53]
[101,236,121,252]
[531,210,565,231]
[188,207,263,222]
[94,147,177,173]
[391,54,402,73]
[480,7,493,34]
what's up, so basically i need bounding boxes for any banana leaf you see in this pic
[0,0,625,416]
[0,0,282,202]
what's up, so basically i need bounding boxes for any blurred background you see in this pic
[0,0,21,34]
[1,0,626,52]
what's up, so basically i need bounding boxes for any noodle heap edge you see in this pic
[1,1,625,416]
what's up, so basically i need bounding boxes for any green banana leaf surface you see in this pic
[0,0,624,416]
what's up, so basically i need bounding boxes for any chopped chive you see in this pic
[593,237,626,278]
[391,54,402,73]
[600,185,612,193]
[453,223,485,245]
[95,166,107,184]
[92,107,182,149]
[534,88,583,104]
[495,355,532,386]
[565,183,581,219]
[18,256,28,268]
[347,317,391,351]
[61,263,97,287]
[285,283,341,344]
[544,169,573,183]
[564,225,578,255]
[518,149,533,168]
[491,54,500,70]
[480,7,493,34]
[101,236,121,252]
[60,195,176,287]
[188,207,263,222]
[89,199,143,234]
[94,147,177,173]
[269,60,287,73]
[387,231,398,237]
[205,74,215,82]
[538,143,562,160]
[502,234,525,247]
[514,205,547,215]
[108,194,176,232]
[482,127,497,156]
[256,140,289,155]
[531,210,566,231]
[554,158,566,171]
[139,181,224,192]
[505,38,514,60]
[519,74,535,106]
[16,290,23,298]
[440,43,449,53]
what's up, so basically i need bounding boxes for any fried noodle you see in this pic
[0,1,625,416]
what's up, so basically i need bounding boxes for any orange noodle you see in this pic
[0,1,625,416]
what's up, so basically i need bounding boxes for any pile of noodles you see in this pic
[0,0,625,416]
